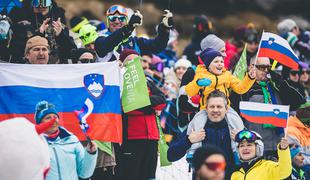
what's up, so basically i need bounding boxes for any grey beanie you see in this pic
[277,19,297,35]
[200,34,225,51]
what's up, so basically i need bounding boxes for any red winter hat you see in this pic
[119,49,139,62]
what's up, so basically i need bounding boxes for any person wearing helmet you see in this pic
[79,24,98,51]
[8,0,76,63]
[231,129,292,180]
[95,4,173,62]
[183,15,213,66]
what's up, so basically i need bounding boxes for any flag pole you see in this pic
[253,30,264,69]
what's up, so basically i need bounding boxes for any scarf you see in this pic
[259,82,276,128]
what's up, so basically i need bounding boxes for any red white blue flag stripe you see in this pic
[0,62,122,143]
[239,101,289,128]
[258,32,300,70]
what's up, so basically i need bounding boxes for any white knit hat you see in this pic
[174,56,192,69]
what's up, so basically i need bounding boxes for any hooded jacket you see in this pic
[231,145,292,180]
[185,65,255,110]
[45,127,97,180]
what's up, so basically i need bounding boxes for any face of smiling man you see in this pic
[206,96,228,122]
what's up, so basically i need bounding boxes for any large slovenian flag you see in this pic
[258,32,300,70]
[239,101,289,128]
[0,62,122,143]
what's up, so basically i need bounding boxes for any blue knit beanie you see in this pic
[34,101,59,124]
[200,48,223,68]
[290,145,302,158]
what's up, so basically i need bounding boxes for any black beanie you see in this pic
[200,48,223,68]
[192,145,225,170]
[71,48,94,63]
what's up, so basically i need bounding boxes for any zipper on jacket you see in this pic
[215,75,218,90]
[52,146,62,180]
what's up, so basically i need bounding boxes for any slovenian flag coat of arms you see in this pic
[0,62,122,143]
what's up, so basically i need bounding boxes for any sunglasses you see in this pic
[107,5,127,16]
[290,71,301,76]
[79,58,95,63]
[235,130,259,143]
[255,64,271,71]
[203,162,226,171]
[108,15,127,23]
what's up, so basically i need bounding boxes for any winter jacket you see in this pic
[125,78,166,140]
[45,127,97,180]
[231,145,292,180]
[157,48,177,68]
[95,25,169,62]
[287,115,310,166]
[185,65,255,110]
[186,108,244,163]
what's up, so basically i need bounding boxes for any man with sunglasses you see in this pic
[95,4,172,62]
[192,145,226,180]
[230,57,306,161]
[231,129,292,180]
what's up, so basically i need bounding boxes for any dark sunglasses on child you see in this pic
[108,15,127,22]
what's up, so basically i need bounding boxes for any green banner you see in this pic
[122,56,151,113]
[233,43,248,80]
[156,116,172,167]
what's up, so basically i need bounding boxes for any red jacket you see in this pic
[126,79,166,140]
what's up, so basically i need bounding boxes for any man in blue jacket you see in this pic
[168,90,244,179]
[95,4,173,62]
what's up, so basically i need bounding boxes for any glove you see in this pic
[161,9,173,29]
[268,69,283,86]
[287,32,298,47]
[128,10,143,29]
[190,94,201,105]
[196,78,212,87]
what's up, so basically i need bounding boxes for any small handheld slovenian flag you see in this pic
[258,32,300,70]
[239,101,289,128]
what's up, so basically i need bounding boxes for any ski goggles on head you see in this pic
[107,15,127,23]
[235,130,259,143]
[107,5,128,16]
[203,162,226,171]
